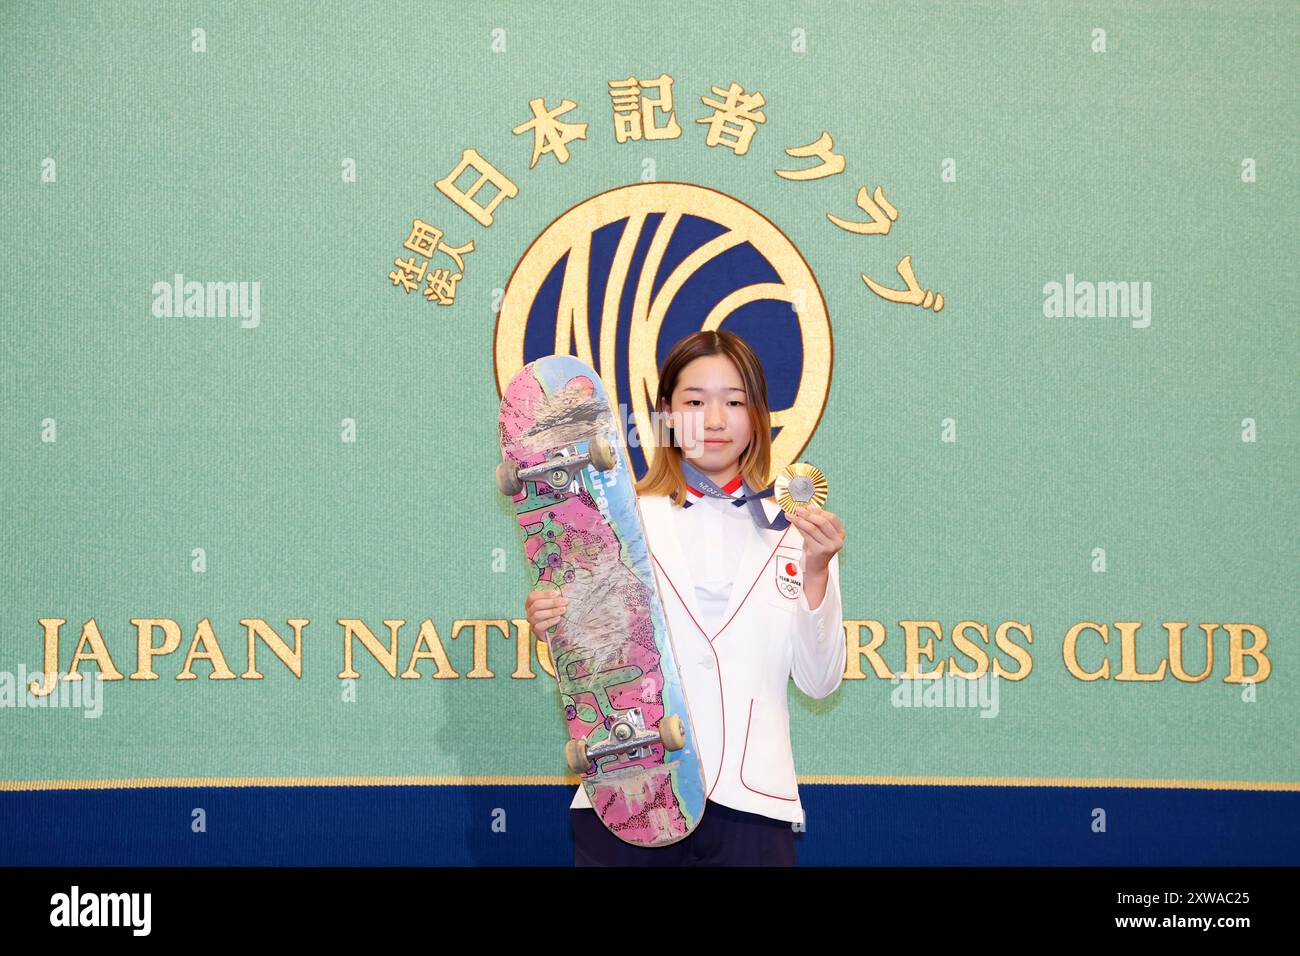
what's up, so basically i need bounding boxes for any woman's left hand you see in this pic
[789,504,845,576]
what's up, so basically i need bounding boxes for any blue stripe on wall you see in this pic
[2,785,1295,866]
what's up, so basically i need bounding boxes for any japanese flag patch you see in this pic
[775,555,803,599]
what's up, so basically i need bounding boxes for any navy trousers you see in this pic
[570,801,797,866]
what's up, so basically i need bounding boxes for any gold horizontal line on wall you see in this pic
[1,774,1297,793]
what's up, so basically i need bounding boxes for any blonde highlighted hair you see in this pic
[636,330,774,507]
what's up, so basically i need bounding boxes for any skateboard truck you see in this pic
[496,435,616,497]
[565,710,688,775]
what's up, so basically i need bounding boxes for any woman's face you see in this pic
[661,354,754,477]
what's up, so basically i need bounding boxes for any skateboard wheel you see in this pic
[564,738,590,775]
[660,714,686,751]
[496,460,522,496]
[588,435,616,471]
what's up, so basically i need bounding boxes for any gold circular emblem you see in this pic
[494,182,832,479]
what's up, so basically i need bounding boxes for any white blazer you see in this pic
[570,491,846,826]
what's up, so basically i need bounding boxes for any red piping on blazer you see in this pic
[740,698,798,801]
[650,524,795,802]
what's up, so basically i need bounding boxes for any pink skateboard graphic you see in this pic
[497,355,707,847]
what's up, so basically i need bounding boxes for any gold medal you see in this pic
[773,462,828,513]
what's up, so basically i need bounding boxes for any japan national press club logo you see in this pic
[387,72,946,478]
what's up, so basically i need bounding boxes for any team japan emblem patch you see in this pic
[775,555,803,599]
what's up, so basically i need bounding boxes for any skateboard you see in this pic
[496,354,707,847]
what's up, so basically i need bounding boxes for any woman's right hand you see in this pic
[525,589,569,637]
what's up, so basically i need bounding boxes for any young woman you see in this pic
[525,330,847,866]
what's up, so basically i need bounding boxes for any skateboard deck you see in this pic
[497,355,707,847]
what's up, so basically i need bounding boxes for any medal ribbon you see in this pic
[678,457,790,531]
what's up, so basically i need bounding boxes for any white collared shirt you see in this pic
[669,486,754,635]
